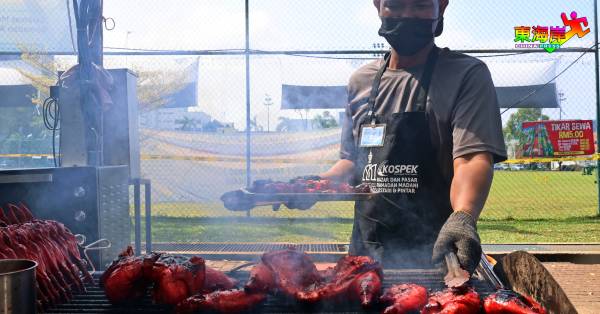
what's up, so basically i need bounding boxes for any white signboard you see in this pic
[0,0,76,53]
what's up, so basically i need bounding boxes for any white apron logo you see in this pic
[362,161,420,194]
[363,163,378,181]
[376,160,418,177]
[362,160,419,181]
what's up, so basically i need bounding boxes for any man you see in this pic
[315,0,507,274]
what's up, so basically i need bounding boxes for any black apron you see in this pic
[349,47,453,268]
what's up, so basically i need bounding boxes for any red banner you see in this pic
[521,120,595,157]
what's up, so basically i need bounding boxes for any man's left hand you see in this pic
[432,211,482,275]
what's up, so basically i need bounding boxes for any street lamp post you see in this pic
[264,94,273,132]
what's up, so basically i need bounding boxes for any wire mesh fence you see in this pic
[0,0,599,246]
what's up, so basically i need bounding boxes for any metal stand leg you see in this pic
[144,180,152,253]
[133,179,142,256]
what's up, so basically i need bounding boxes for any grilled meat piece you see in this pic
[102,249,169,304]
[204,266,238,292]
[0,212,92,310]
[350,270,383,307]
[175,289,267,314]
[484,290,547,314]
[380,283,429,314]
[295,255,382,307]
[100,246,159,304]
[0,206,9,225]
[244,248,321,297]
[245,262,276,294]
[148,254,206,305]
[102,250,236,305]
[421,287,481,314]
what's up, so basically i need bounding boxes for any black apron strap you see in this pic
[366,52,391,124]
[415,47,440,112]
[367,47,440,120]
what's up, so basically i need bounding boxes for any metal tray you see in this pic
[240,188,375,204]
[221,188,375,211]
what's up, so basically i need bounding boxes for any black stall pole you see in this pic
[595,0,600,216]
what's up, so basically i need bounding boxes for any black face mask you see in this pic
[378,17,443,56]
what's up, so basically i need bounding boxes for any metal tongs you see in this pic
[444,252,470,288]
[477,253,506,290]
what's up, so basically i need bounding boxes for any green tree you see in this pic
[276,117,292,132]
[174,116,198,131]
[134,68,190,112]
[503,108,549,142]
[312,111,339,129]
[503,108,550,158]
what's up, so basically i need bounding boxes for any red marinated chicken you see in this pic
[421,287,481,314]
[100,246,158,304]
[380,284,429,314]
[295,255,382,307]
[175,289,267,314]
[484,290,547,314]
[245,262,275,293]
[349,270,383,307]
[203,266,238,292]
[102,249,240,305]
[244,248,322,296]
[148,254,206,305]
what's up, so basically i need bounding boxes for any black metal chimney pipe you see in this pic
[72,0,104,166]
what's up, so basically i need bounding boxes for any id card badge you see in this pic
[359,124,386,147]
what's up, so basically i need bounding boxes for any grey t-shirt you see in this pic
[341,48,507,184]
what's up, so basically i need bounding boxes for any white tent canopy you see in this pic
[485,59,559,108]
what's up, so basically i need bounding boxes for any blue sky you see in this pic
[100,0,598,128]
[1,0,598,129]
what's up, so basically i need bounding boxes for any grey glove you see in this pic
[432,211,482,275]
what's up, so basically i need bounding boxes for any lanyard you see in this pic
[366,46,440,124]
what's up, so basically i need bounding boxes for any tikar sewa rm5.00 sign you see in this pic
[521,120,595,157]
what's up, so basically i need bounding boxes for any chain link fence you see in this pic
[0,0,599,246]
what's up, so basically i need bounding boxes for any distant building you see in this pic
[140,107,211,131]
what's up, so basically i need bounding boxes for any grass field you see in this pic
[136,170,600,244]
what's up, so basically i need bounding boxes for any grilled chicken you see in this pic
[102,249,240,305]
[101,247,153,303]
[484,290,547,314]
[295,255,382,307]
[204,266,238,292]
[421,287,481,314]
[147,254,206,305]
[380,283,429,314]
[175,289,267,314]
[245,261,275,293]
[244,248,322,297]
[246,251,382,307]
[350,270,383,307]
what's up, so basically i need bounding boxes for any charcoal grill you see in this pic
[47,269,496,314]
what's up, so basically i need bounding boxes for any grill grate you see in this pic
[147,242,348,254]
[47,269,496,314]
